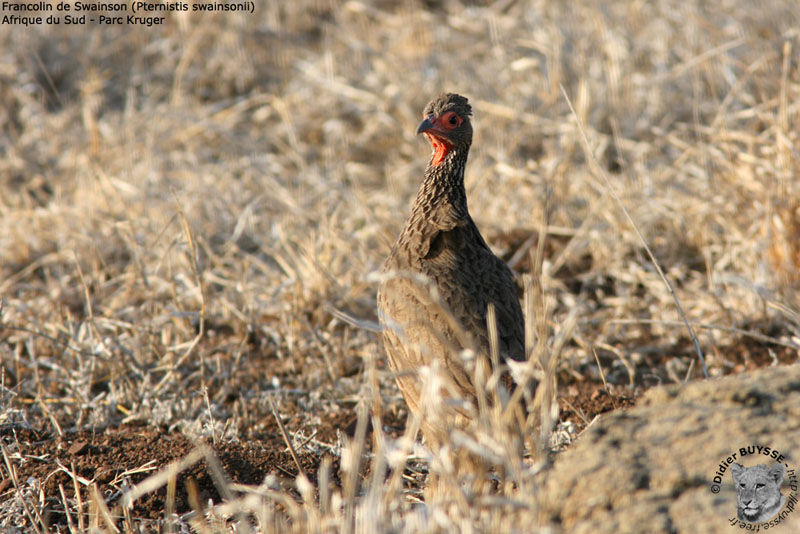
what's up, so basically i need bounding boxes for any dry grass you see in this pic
[1,0,799,532]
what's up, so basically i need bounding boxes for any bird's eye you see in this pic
[441,112,462,129]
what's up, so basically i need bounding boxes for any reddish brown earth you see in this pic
[3,339,794,528]
[1,378,631,526]
[1,422,334,525]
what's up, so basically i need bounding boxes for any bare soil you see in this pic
[2,381,613,524]
[6,335,793,528]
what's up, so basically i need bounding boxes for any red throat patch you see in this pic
[425,133,452,166]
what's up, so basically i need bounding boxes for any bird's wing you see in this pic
[453,225,526,364]
[486,255,526,363]
[377,273,476,418]
[403,199,468,259]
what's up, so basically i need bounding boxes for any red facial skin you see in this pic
[417,111,463,166]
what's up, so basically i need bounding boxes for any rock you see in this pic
[541,364,800,533]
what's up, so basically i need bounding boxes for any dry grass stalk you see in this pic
[560,84,709,378]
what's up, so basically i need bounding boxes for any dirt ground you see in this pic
[4,335,794,528]
[2,380,618,524]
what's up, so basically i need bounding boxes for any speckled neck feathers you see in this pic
[416,143,470,223]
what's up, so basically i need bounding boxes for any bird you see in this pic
[377,93,531,457]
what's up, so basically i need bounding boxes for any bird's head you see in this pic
[416,93,473,166]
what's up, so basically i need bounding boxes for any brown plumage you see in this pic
[377,93,530,451]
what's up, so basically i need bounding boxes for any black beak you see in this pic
[416,115,434,135]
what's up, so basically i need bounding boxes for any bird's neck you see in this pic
[413,146,470,216]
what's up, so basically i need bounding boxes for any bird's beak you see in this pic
[416,115,435,135]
